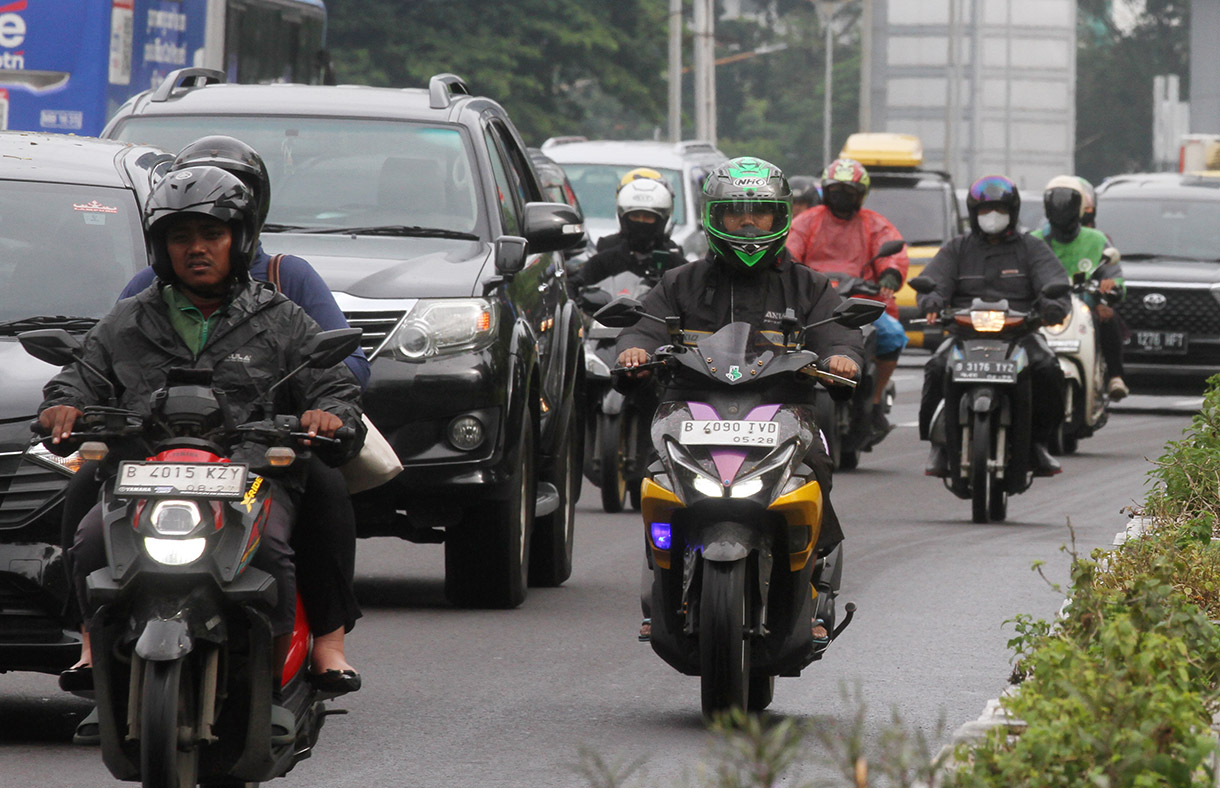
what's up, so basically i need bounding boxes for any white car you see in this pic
[540,137,727,260]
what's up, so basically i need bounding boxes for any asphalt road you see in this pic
[0,361,1199,787]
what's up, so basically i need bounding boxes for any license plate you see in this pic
[114,462,249,498]
[952,359,1018,383]
[1130,330,1187,355]
[679,420,779,447]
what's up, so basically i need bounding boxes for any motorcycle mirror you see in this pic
[301,328,363,369]
[832,297,887,328]
[1041,281,1072,299]
[593,297,666,327]
[872,239,905,261]
[907,276,936,295]
[18,328,82,367]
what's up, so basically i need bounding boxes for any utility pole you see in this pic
[859,0,872,132]
[668,0,682,142]
[815,1,846,166]
[693,0,717,143]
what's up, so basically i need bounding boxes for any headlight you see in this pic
[692,475,724,498]
[25,443,85,474]
[969,310,1006,332]
[387,299,498,361]
[729,444,797,502]
[729,478,765,498]
[1043,310,1073,335]
[144,537,206,566]
[150,500,203,536]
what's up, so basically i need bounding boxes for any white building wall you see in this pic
[868,0,1076,193]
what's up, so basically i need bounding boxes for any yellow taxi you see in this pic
[840,133,961,348]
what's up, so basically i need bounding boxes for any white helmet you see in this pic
[616,177,674,246]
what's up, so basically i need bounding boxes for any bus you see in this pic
[0,0,327,136]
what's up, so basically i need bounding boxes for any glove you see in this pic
[1040,302,1068,325]
[918,295,944,315]
[877,269,903,292]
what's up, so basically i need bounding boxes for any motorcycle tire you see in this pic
[747,672,774,711]
[970,413,991,524]
[598,413,627,513]
[530,404,578,587]
[446,418,535,608]
[838,450,859,471]
[628,479,643,511]
[699,560,750,716]
[140,658,198,788]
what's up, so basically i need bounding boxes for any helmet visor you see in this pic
[705,198,792,244]
[969,176,1015,203]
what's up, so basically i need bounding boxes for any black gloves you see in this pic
[877,268,903,292]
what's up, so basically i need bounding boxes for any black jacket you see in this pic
[40,280,366,485]
[570,233,685,291]
[616,251,864,368]
[916,230,1071,323]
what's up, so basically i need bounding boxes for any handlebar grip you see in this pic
[334,425,356,441]
[29,419,50,437]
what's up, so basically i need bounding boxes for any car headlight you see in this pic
[25,443,85,474]
[387,299,498,361]
[149,500,203,537]
[144,537,206,566]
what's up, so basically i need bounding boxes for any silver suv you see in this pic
[540,137,727,260]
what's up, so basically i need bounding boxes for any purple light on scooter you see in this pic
[650,522,672,550]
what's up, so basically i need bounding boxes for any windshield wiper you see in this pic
[262,223,317,233]
[0,315,98,335]
[1123,253,1220,263]
[298,225,480,241]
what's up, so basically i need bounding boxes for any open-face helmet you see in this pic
[171,136,271,229]
[616,176,674,250]
[146,165,260,283]
[702,157,792,274]
[820,158,870,219]
[1043,174,1086,236]
[966,174,1020,236]
[618,167,666,192]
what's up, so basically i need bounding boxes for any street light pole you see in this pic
[693,0,717,143]
[815,0,844,166]
[668,0,682,142]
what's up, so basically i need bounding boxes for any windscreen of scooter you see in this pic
[690,322,778,376]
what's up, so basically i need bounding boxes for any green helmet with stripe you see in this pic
[702,157,792,274]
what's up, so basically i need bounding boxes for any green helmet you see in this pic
[702,157,792,273]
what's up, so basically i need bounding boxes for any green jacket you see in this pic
[1031,225,1125,301]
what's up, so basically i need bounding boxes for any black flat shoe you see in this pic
[59,666,94,693]
[307,669,361,695]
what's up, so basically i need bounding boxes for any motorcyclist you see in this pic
[789,175,821,217]
[59,137,366,703]
[615,156,864,643]
[569,175,685,293]
[918,174,1071,477]
[41,167,365,712]
[786,158,910,436]
[1078,176,1130,400]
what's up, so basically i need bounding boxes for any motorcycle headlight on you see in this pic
[1043,310,1073,335]
[386,299,498,361]
[142,500,209,566]
[149,500,203,536]
[144,537,207,566]
[967,310,1006,332]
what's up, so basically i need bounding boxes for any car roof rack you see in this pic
[429,73,470,109]
[151,68,226,103]
[540,136,588,149]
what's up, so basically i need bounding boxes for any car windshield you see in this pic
[112,117,485,236]
[866,183,956,245]
[559,164,686,227]
[1098,196,1220,260]
[0,182,145,323]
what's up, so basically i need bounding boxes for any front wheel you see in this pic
[531,406,578,587]
[747,672,774,711]
[141,659,198,788]
[700,560,750,716]
[970,412,991,524]
[598,413,627,513]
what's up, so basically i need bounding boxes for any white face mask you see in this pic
[977,211,1009,235]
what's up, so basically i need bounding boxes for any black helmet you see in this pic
[171,136,270,229]
[145,166,260,283]
[702,157,792,274]
[965,175,1020,235]
[788,175,821,209]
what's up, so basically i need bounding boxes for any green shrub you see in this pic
[1145,372,1220,538]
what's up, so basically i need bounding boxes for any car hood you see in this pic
[1120,259,1220,285]
[0,339,61,422]
[263,234,492,299]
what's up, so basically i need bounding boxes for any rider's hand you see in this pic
[825,355,859,383]
[617,347,652,379]
[1099,278,1117,294]
[925,312,939,325]
[1097,303,1115,321]
[299,409,343,446]
[879,286,896,300]
[39,405,83,444]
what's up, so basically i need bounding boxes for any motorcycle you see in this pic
[908,277,1071,523]
[1040,256,1118,455]
[19,325,360,788]
[596,294,884,715]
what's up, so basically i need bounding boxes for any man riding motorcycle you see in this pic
[788,175,821,217]
[1032,175,1128,401]
[785,157,909,436]
[570,175,686,292]
[918,174,1070,478]
[615,156,864,643]
[40,166,365,715]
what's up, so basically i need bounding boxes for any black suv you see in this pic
[104,70,586,608]
[0,132,168,673]
[1096,172,1220,383]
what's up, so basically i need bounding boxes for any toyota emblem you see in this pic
[1143,292,1168,311]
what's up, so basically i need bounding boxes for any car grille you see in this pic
[0,452,70,529]
[1116,285,1220,334]
[343,310,405,357]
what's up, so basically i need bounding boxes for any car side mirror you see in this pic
[301,328,363,369]
[494,235,529,276]
[19,329,83,367]
[907,276,936,295]
[522,202,585,255]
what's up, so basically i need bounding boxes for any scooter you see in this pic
[1040,257,1117,455]
[909,278,1070,523]
[577,269,658,513]
[19,326,360,788]
[596,295,884,716]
